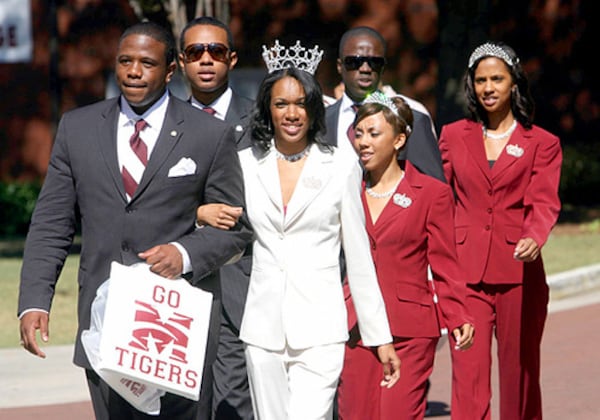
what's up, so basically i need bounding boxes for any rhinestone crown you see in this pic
[262,40,324,75]
[364,91,399,116]
[468,42,518,69]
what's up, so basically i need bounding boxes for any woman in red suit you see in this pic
[337,93,474,420]
[439,42,562,420]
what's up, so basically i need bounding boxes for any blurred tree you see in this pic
[127,0,230,46]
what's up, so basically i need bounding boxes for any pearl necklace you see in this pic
[274,145,310,162]
[483,120,517,140]
[366,172,405,199]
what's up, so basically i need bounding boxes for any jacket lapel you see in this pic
[324,102,341,147]
[284,146,334,228]
[225,96,253,145]
[133,99,184,200]
[491,124,530,181]
[461,122,491,180]
[373,163,420,231]
[256,149,284,217]
[96,99,128,201]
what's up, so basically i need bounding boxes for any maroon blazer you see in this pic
[439,119,562,285]
[346,161,472,338]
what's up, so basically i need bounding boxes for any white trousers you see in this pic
[244,342,345,420]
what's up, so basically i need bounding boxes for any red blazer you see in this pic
[346,161,472,338]
[439,119,562,285]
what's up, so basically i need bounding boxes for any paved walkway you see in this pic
[1,265,599,419]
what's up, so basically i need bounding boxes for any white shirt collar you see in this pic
[341,92,362,114]
[190,87,232,120]
[119,90,170,130]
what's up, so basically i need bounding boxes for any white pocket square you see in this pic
[168,157,197,177]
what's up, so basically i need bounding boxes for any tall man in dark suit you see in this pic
[18,21,252,420]
[178,16,254,420]
[324,26,445,182]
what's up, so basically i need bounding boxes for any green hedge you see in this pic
[0,146,598,238]
[0,181,41,237]
[560,144,600,206]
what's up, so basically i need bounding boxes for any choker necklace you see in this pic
[366,172,405,199]
[274,145,310,162]
[483,120,517,140]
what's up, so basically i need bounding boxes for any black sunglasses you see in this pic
[342,56,386,72]
[183,43,230,63]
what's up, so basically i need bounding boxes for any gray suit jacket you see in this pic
[220,91,254,330]
[324,97,446,182]
[18,94,253,370]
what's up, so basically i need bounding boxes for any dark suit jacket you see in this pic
[439,119,562,285]
[324,96,446,182]
[18,94,253,370]
[345,161,472,337]
[220,91,254,330]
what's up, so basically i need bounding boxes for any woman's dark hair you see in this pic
[354,96,414,142]
[250,67,330,155]
[464,41,535,129]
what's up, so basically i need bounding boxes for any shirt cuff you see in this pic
[18,308,48,319]
[170,241,192,275]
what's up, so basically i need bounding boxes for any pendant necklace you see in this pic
[366,172,405,199]
[483,120,517,140]
[274,145,310,162]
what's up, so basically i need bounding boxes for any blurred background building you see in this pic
[0,0,597,207]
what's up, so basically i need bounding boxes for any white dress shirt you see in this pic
[336,93,361,157]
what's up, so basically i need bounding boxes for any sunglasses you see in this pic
[342,56,386,72]
[183,43,230,63]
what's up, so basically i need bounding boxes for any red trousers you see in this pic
[450,273,548,420]
[338,336,437,420]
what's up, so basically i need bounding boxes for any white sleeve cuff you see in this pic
[170,242,192,275]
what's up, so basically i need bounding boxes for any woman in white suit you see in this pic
[196,41,400,420]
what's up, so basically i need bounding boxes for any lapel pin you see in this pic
[302,176,321,189]
[393,193,412,208]
[170,130,177,137]
[506,144,524,158]
[235,125,243,132]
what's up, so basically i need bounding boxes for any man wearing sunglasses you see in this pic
[324,26,445,182]
[179,16,255,420]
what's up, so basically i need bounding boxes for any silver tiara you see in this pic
[468,42,518,69]
[262,40,324,75]
[364,91,398,115]
[364,92,412,134]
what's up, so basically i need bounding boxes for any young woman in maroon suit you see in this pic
[439,42,562,420]
[337,93,474,420]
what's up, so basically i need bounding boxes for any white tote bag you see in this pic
[82,262,212,414]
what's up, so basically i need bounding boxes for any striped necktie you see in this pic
[122,119,148,199]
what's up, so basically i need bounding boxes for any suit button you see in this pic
[485,225,491,231]
[121,241,129,251]
[487,208,492,213]
[278,234,284,240]
[487,190,493,195]
[126,207,135,213]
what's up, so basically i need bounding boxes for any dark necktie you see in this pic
[346,104,360,145]
[122,119,148,198]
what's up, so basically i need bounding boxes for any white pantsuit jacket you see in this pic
[238,144,392,351]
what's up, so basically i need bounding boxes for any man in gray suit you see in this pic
[324,26,445,182]
[18,21,252,420]
[178,16,254,420]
